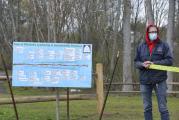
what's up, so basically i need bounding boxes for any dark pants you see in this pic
[140,80,170,120]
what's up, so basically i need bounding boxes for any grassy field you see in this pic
[0,95,179,120]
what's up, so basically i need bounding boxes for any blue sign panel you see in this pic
[12,42,92,88]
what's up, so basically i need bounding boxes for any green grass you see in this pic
[0,96,179,120]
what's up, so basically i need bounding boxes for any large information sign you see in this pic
[12,42,92,88]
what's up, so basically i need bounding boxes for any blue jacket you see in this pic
[134,40,173,84]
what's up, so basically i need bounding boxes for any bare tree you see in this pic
[110,0,122,75]
[122,0,133,91]
[131,0,144,82]
[152,0,168,27]
[166,0,176,91]
[145,0,154,24]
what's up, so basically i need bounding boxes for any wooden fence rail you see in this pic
[104,82,179,96]
[104,82,179,85]
[0,94,95,105]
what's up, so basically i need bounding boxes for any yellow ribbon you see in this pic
[149,64,179,73]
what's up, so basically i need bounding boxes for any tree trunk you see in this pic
[166,0,175,91]
[144,0,154,24]
[110,0,121,75]
[9,0,17,41]
[122,0,133,91]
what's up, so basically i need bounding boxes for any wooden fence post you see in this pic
[96,63,104,114]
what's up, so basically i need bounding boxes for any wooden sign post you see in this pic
[96,63,104,114]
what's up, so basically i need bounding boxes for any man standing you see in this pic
[134,24,173,120]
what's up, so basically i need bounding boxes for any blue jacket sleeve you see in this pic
[153,43,173,66]
[134,45,144,69]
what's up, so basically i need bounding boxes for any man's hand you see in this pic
[143,61,153,69]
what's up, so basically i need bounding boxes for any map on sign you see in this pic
[12,42,92,88]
